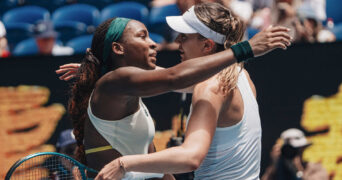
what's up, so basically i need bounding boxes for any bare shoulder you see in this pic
[106,66,145,78]
[192,78,223,102]
[242,69,257,98]
[98,67,143,84]
[94,66,144,94]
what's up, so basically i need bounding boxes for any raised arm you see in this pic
[101,49,234,97]
[58,26,291,97]
[100,26,291,97]
[95,81,223,180]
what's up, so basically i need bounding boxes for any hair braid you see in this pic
[69,18,114,164]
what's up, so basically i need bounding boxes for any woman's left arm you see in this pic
[95,81,223,180]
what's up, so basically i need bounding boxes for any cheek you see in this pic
[184,44,201,58]
[128,43,150,64]
[130,41,149,54]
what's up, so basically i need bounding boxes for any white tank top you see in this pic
[187,70,262,180]
[87,98,155,156]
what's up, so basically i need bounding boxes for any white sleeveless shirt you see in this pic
[87,98,155,156]
[188,70,262,180]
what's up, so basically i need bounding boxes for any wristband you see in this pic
[231,41,254,63]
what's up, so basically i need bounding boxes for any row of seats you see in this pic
[3,0,342,25]
[13,35,92,56]
[2,2,181,51]
[0,0,151,14]
[2,2,177,28]
[13,31,166,56]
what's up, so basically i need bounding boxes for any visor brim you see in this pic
[166,16,197,34]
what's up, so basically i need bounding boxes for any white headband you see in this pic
[166,6,226,44]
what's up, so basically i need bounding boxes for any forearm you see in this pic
[121,146,199,174]
[118,49,237,97]
[168,49,236,90]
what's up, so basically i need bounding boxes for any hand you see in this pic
[95,159,125,180]
[55,63,81,81]
[249,25,292,57]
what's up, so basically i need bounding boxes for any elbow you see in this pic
[187,158,202,171]
[177,145,207,172]
[184,151,206,171]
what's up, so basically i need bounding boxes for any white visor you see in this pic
[166,6,226,44]
[281,128,311,148]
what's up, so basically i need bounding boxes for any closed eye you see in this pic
[180,34,187,41]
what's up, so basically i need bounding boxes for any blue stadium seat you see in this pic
[5,23,34,51]
[326,0,342,24]
[66,35,93,54]
[148,4,181,41]
[331,22,342,41]
[2,6,50,25]
[13,38,38,56]
[100,2,149,25]
[0,0,22,17]
[52,4,100,27]
[247,28,260,39]
[149,4,181,26]
[149,32,165,44]
[54,21,87,44]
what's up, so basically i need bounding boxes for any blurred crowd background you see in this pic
[1,0,342,180]
[0,0,341,58]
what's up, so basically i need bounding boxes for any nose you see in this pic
[175,34,182,44]
[148,37,157,49]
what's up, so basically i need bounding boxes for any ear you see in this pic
[203,39,216,54]
[112,42,124,55]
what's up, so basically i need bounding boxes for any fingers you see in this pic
[265,25,273,31]
[269,42,287,50]
[268,31,292,41]
[269,26,290,33]
[56,63,80,75]
[94,175,101,180]
[59,71,76,81]
[269,37,291,46]
[266,26,292,49]
[59,63,81,69]
[56,67,77,74]
[64,74,76,81]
